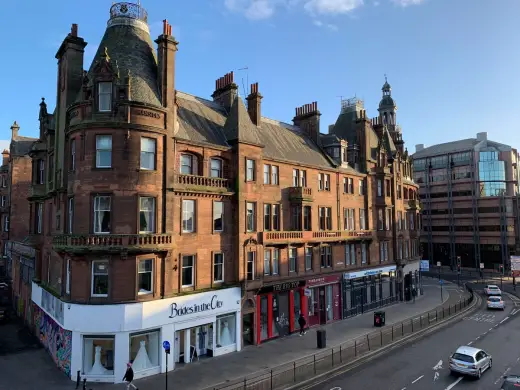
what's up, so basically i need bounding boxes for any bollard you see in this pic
[76,371,81,389]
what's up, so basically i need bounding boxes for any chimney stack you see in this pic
[212,71,238,110]
[246,83,262,126]
[11,121,19,140]
[293,102,321,146]
[155,19,179,112]
[1,150,9,166]
[415,144,424,153]
[70,23,78,37]
[476,132,487,142]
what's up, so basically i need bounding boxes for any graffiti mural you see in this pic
[33,304,72,377]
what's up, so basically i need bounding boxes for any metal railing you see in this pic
[206,284,474,390]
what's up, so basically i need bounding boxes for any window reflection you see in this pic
[479,151,506,197]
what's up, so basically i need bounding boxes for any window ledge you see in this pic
[91,167,113,171]
[91,294,108,298]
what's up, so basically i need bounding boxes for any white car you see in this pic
[487,296,505,310]
[449,346,492,379]
[484,285,502,296]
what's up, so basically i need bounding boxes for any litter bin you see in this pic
[374,311,385,327]
[317,329,326,349]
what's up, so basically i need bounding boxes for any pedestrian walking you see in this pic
[298,313,307,336]
[123,362,138,390]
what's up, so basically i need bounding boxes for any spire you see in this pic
[382,74,391,96]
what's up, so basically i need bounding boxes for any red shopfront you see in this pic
[306,274,342,327]
[256,280,307,344]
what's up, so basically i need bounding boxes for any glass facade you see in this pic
[129,330,160,371]
[82,336,115,376]
[479,151,506,196]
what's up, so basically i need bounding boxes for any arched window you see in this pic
[180,153,199,175]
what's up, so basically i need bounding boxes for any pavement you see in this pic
[0,279,464,390]
[313,285,520,390]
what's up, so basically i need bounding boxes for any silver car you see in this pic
[488,296,505,310]
[449,346,492,379]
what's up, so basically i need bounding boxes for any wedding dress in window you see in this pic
[219,321,232,346]
[132,340,153,371]
[89,346,109,375]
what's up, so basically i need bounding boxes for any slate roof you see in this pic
[11,136,37,157]
[175,92,334,168]
[81,20,160,107]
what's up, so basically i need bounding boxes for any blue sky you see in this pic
[1,0,519,154]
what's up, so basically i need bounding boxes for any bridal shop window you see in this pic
[91,260,109,297]
[129,330,160,372]
[216,313,236,349]
[82,336,114,376]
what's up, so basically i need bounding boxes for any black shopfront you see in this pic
[342,265,398,318]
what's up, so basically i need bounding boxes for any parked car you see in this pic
[501,374,520,389]
[484,285,502,296]
[487,296,505,310]
[449,346,492,379]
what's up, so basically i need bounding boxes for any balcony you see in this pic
[288,186,313,202]
[29,184,46,199]
[407,199,422,210]
[52,233,174,253]
[261,230,374,245]
[373,167,391,175]
[172,174,234,195]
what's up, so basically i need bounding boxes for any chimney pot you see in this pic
[10,121,20,140]
[71,24,78,37]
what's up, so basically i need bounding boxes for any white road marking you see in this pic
[330,387,342,390]
[445,376,463,389]
[400,388,406,390]
[412,375,424,384]
[434,372,440,381]
[475,336,480,340]
[433,360,443,370]
[467,341,473,345]
[511,309,518,315]
[489,328,494,331]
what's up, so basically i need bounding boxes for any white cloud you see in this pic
[224,0,363,19]
[392,0,425,6]
[224,0,276,19]
[304,0,364,15]
[313,19,339,30]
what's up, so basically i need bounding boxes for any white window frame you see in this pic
[138,258,153,295]
[210,158,223,178]
[181,255,195,287]
[180,154,197,175]
[66,259,71,294]
[246,202,255,232]
[68,197,74,234]
[139,197,155,234]
[213,253,224,283]
[182,199,196,233]
[324,174,330,190]
[98,82,112,112]
[272,248,279,275]
[271,165,279,185]
[348,177,353,193]
[93,195,111,234]
[36,203,43,234]
[140,137,156,170]
[1,195,6,207]
[289,247,297,273]
[38,159,45,184]
[91,260,109,298]
[345,244,351,265]
[70,139,76,171]
[3,215,8,232]
[359,208,366,230]
[305,247,313,270]
[213,201,224,232]
[361,243,367,264]
[377,179,382,197]
[263,164,270,184]
[246,159,255,181]
[95,135,112,168]
[263,250,271,275]
[359,179,364,195]
[247,252,255,281]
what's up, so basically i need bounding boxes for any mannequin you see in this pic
[89,346,109,375]
[219,321,232,346]
[132,340,153,371]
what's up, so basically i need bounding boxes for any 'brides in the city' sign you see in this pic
[169,295,224,319]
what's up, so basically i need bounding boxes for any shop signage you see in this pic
[420,260,430,271]
[169,294,223,319]
[257,280,305,295]
[343,265,396,280]
[135,108,161,119]
[306,274,342,287]
[304,288,312,297]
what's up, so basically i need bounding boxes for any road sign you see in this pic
[420,260,430,271]
[439,279,443,285]
[436,261,441,267]
[511,256,520,277]
[163,341,170,350]
[480,263,484,269]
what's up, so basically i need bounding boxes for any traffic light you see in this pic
[457,256,461,273]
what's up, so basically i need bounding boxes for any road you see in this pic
[313,287,520,390]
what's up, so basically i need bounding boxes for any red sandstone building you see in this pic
[6,2,420,384]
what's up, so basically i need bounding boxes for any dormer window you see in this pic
[98,82,112,112]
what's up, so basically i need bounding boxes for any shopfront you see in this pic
[305,274,342,327]
[31,283,242,384]
[256,280,306,344]
[343,265,398,318]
